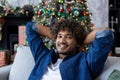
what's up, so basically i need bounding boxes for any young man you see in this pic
[26,19,113,80]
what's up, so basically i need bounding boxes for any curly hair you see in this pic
[51,19,88,46]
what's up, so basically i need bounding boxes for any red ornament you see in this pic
[91,23,94,28]
[81,10,86,15]
[68,8,72,13]
[59,9,64,12]
[38,11,43,15]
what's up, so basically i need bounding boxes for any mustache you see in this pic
[58,42,68,45]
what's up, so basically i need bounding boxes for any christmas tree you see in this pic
[32,0,93,33]
[32,0,93,51]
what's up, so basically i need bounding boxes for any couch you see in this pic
[0,46,120,80]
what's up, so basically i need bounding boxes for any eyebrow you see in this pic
[67,33,73,36]
[57,33,73,37]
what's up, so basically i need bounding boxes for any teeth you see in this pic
[60,44,67,48]
[60,45,65,47]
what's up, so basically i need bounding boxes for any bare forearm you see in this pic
[37,24,52,39]
[84,27,110,45]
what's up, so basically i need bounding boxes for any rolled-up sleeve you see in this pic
[87,29,114,78]
[26,21,49,62]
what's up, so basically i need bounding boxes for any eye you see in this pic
[57,35,62,38]
[66,35,73,39]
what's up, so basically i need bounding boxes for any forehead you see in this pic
[57,30,72,35]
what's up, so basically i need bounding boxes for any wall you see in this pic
[5,0,108,29]
[5,0,41,7]
[86,0,108,28]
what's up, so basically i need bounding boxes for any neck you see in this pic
[59,54,66,59]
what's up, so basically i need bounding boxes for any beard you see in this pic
[56,47,78,57]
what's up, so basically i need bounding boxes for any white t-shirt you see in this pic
[41,59,63,80]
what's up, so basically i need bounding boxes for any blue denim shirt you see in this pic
[26,22,114,80]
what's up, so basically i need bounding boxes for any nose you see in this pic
[60,37,66,43]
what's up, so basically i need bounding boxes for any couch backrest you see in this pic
[9,46,35,80]
[96,56,120,80]
[9,46,120,80]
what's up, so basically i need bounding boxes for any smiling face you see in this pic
[51,19,88,58]
[55,30,79,58]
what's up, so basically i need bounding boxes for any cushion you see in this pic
[95,56,120,80]
[9,46,35,80]
[0,65,12,80]
[107,69,120,80]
